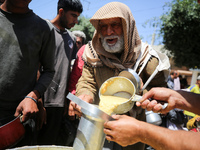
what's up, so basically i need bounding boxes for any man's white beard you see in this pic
[100,34,124,53]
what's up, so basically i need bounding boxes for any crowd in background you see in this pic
[166,70,200,132]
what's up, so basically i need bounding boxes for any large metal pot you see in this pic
[0,115,25,150]
[66,93,113,150]
[8,145,73,150]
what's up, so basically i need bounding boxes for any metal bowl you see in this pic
[99,76,139,114]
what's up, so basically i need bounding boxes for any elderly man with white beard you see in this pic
[68,2,167,150]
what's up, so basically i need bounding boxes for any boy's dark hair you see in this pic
[57,0,83,14]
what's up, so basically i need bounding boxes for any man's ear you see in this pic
[58,8,64,16]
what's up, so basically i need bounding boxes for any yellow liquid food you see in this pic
[99,95,130,115]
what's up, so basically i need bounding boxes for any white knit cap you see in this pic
[197,75,200,80]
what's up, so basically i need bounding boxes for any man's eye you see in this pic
[99,23,121,30]
[72,14,77,18]
[100,25,107,30]
[111,23,121,29]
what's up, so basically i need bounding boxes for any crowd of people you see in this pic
[166,70,200,131]
[0,0,199,150]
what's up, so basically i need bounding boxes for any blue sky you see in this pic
[29,0,172,45]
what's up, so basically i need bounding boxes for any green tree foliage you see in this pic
[70,16,95,43]
[160,0,200,68]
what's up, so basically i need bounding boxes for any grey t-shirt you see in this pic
[43,21,77,107]
[0,9,55,110]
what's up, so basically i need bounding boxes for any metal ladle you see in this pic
[113,92,167,114]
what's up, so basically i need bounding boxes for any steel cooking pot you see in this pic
[0,115,25,150]
[66,93,113,150]
[8,145,73,150]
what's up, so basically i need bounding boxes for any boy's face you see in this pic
[60,10,80,29]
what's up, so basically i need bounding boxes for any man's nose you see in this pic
[74,18,78,24]
[106,25,114,35]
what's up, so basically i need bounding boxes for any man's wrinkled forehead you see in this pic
[98,17,122,25]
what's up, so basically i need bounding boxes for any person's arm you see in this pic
[68,94,93,118]
[104,115,200,150]
[140,56,167,93]
[15,21,55,123]
[34,22,55,97]
[75,64,97,99]
[68,63,95,117]
[136,87,200,115]
[14,90,40,122]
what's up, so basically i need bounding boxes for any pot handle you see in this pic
[132,94,168,110]
[131,94,142,102]
[19,115,23,123]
